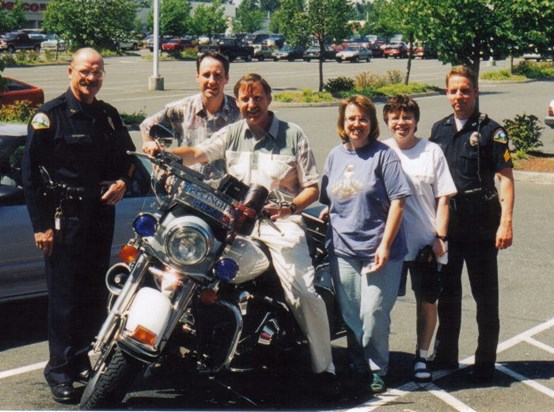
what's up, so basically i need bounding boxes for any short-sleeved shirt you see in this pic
[429,112,512,193]
[198,113,319,200]
[384,138,457,260]
[140,93,240,183]
[320,141,411,260]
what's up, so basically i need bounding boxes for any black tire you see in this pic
[366,56,371,62]
[274,57,279,62]
[336,58,342,63]
[132,43,138,51]
[352,56,359,63]
[7,45,15,53]
[245,54,252,62]
[33,44,40,52]
[80,346,142,410]
[258,55,264,61]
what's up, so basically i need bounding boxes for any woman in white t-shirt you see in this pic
[383,95,457,383]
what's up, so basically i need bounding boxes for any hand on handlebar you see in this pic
[143,141,162,156]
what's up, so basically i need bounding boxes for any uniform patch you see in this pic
[503,148,512,162]
[31,113,50,130]
[493,128,508,144]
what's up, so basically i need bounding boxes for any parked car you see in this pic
[272,45,306,61]
[412,42,437,59]
[0,77,44,108]
[252,44,273,61]
[145,35,173,52]
[335,46,371,63]
[116,39,139,51]
[0,123,154,302]
[546,100,554,128]
[264,34,284,49]
[40,34,66,52]
[198,38,254,62]
[342,35,371,49]
[0,32,42,53]
[303,45,337,62]
[383,41,408,58]
[161,38,193,53]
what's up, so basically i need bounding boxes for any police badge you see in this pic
[469,131,480,146]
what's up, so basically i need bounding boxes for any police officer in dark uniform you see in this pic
[22,48,135,403]
[429,65,514,383]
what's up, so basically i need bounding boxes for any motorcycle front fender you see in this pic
[122,287,172,353]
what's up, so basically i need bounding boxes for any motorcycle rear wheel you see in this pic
[80,346,142,410]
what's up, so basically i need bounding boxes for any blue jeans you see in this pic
[329,252,403,376]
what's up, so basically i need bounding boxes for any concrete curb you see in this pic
[513,170,554,184]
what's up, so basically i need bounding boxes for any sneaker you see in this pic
[413,357,432,383]
[370,373,387,394]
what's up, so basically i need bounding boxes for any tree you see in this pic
[0,0,26,33]
[159,0,192,36]
[275,0,353,91]
[44,0,140,50]
[234,0,265,34]
[189,0,227,39]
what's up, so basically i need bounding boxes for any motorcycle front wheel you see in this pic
[80,346,142,410]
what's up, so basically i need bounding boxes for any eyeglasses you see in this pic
[71,67,105,79]
[345,116,370,125]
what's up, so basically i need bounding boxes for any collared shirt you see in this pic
[140,93,240,184]
[198,113,319,199]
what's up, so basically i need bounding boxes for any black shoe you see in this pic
[429,358,459,371]
[466,363,495,384]
[50,383,79,404]
[313,372,341,401]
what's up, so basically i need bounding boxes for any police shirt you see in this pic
[429,111,512,194]
[22,89,135,233]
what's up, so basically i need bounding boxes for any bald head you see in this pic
[68,47,105,104]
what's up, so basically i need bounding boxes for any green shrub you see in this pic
[513,60,554,79]
[0,53,17,67]
[481,69,526,81]
[503,113,543,158]
[121,110,147,127]
[0,100,35,123]
[323,76,355,95]
[273,90,334,103]
[355,70,404,90]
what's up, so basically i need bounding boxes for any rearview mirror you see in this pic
[149,124,175,147]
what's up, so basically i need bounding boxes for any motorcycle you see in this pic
[79,125,340,409]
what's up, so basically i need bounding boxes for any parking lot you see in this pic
[0,56,553,411]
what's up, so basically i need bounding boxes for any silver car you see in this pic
[0,124,154,302]
[335,46,372,63]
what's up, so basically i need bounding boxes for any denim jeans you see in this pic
[329,251,403,376]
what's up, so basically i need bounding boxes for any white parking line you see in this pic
[524,336,554,354]
[0,361,46,380]
[496,363,554,398]
[347,317,554,411]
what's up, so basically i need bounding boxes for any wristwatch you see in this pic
[289,202,298,214]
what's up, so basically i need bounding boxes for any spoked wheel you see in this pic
[80,346,142,410]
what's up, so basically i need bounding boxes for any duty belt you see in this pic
[451,188,498,210]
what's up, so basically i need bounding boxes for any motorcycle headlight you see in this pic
[165,223,212,266]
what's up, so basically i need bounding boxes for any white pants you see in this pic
[252,216,333,373]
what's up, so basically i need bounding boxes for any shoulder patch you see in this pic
[493,128,508,144]
[31,113,50,130]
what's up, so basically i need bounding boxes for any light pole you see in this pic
[148,0,164,90]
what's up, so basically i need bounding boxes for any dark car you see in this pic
[303,45,337,62]
[383,42,408,58]
[0,124,154,302]
[161,38,193,52]
[0,77,44,108]
[272,45,306,61]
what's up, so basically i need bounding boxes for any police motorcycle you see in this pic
[79,125,339,409]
